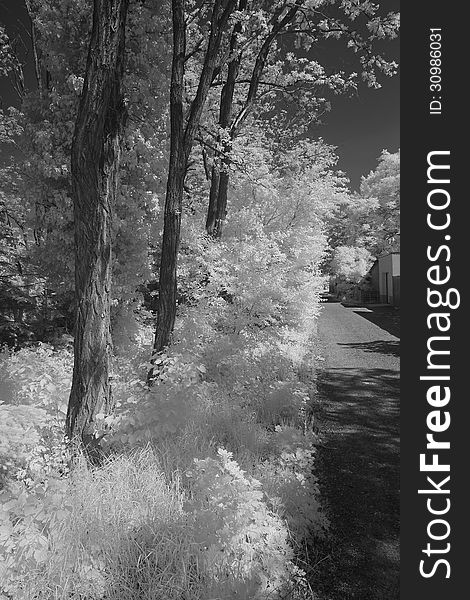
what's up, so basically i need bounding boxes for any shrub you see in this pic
[0,345,72,485]
[0,447,307,600]
[0,198,328,598]
[256,427,329,539]
[185,448,300,599]
[1,344,72,410]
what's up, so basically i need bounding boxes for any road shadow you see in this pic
[311,367,400,600]
[338,339,400,358]
[353,306,400,339]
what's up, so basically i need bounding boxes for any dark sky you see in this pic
[304,0,400,189]
[317,66,399,189]
[314,32,399,190]
[0,0,399,190]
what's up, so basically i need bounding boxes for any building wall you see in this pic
[392,276,400,306]
[378,253,400,305]
[369,261,380,291]
[379,271,393,303]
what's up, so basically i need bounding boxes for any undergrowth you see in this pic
[0,229,329,599]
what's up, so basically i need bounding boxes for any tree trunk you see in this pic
[211,164,231,237]
[206,0,300,238]
[66,0,129,452]
[149,0,186,362]
[205,0,246,238]
[149,0,236,375]
[205,164,221,235]
[24,0,47,99]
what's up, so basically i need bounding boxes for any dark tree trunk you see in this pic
[206,164,221,235]
[149,0,236,376]
[206,0,300,238]
[205,0,246,238]
[24,0,51,99]
[66,0,129,451]
[150,0,186,358]
[206,140,232,238]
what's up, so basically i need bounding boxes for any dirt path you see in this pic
[311,302,400,600]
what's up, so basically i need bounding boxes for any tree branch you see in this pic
[231,0,303,136]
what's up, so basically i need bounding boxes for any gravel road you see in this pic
[312,301,400,600]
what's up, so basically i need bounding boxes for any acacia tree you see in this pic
[66,0,129,449]
[204,0,399,237]
[149,0,237,371]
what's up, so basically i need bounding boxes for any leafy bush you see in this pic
[186,448,301,598]
[1,344,72,410]
[0,448,308,600]
[256,427,329,539]
[0,345,72,485]
[0,282,327,598]
[0,169,329,598]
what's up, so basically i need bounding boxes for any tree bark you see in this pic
[206,162,221,235]
[205,0,246,238]
[66,0,129,452]
[149,0,236,375]
[206,0,301,238]
[150,0,186,359]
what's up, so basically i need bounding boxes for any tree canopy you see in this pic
[0,0,399,434]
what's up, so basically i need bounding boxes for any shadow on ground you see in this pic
[310,367,400,600]
[338,340,400,358]
[353,306,400,339]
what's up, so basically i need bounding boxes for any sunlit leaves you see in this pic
[330,244,374,282]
